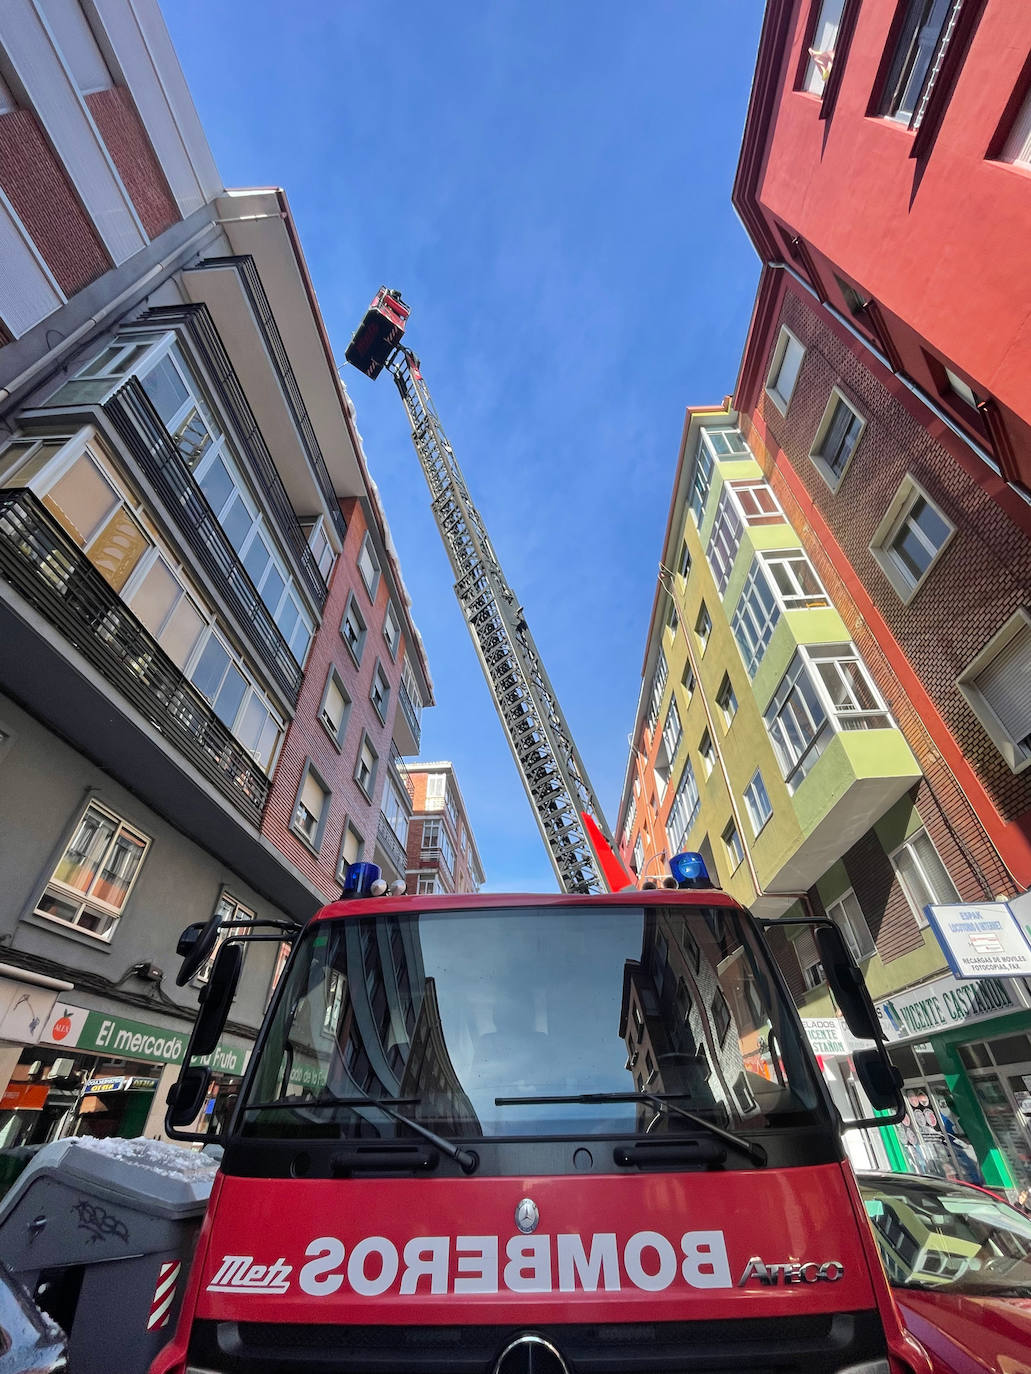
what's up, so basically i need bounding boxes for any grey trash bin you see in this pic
[0,1135,217,1374]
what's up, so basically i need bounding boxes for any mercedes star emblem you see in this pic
[514,1197,539,1234]
[493,1332,570,1374]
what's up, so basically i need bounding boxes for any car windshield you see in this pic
[860,1175,1031,1297]
[237,902,823,1142]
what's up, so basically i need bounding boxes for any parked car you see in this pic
[858,1170,1031,1374]
[0,1261,65,1373]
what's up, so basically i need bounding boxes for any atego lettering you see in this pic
[207,1229,733,1299]
[737,1256,844,1286]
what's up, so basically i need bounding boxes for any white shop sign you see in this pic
[877,971,1030,1044]
[926,901,1031,979]
[802,1016,853,1058]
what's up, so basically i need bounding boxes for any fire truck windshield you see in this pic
[237,904,824,1142]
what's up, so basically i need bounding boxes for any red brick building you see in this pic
[404,762,484,895]
[734,0,1031,495]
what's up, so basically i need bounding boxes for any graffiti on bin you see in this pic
[73,1197,129,1244]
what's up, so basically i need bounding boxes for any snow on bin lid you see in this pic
[5,1136,218,1216]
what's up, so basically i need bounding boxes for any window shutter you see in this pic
[299,772,325,821]
[975,625,1031,748]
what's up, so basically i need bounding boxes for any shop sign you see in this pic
[877,972,1029,1043]
[39,1003,249,1075]
[84,1076,160,1094]
[0,1082,49,1110]
[802,1017,853,1058]
[0,977,61,1045]
[926,901,1031,979]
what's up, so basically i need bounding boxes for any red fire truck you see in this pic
[152,854,930,1374]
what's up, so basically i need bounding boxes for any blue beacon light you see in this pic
[341,861,382,898]
[669,851,712,889]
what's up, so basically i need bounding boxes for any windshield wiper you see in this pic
[496,1092,767,1167]
[244,1093,479,1174]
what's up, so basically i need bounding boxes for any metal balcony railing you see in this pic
[389,742,414,801]
[398,678,422,750]
[376,810,408,879]
[0,489,270,825]
[105,380,303,703]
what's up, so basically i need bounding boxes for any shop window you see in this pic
[34,800,150,940]
[810,390,865,490]
[765,327,805,415]
[341,593,367,665]
[890,826,958,926]
[870,476,954,602]
[292,763,330,851]
[319,669,351,748]
[958,611,1031,773]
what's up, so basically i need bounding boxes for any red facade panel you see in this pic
[85,88,178,241]
[0,108,109,295]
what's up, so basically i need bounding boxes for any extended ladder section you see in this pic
[387,347,612,894]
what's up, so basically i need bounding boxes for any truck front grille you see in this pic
[187,1309,886,1372]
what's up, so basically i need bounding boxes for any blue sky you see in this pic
[165,1,765,892]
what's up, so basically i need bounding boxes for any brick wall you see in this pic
[261,499,413,899]
[86,89,178,241]
[0,109,109,295]
[746,284,1031,839]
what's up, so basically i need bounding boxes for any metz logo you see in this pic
[207,1255,292,1295]
[737,1256,844,1286]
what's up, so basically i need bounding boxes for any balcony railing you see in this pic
[377,810,408,878]
[0,489,270,825]
[398,678,422,751]
[180,263,347,543]
[105,379,303,703]
[390,742,414,801]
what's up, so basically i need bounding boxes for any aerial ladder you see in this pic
[345,288,621,894]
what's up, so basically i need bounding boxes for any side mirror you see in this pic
[816,924,880,1042]
[853,1047,904,1118]
[166,1064,211,1129]
[176,912,223,986]
[191,942,243,1056]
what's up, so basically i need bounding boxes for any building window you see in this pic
[689,438,714,527]
[999,84,1031,166]
[382,776,409,845]
[622,797,637,847]
[336,820,365,883]
[834,274,869,318]
[661,699,683,765]
[678,540,692,578]
[425,773,446,808]
[957,610,1031,773]
[765,327,805,414]
[292,764,330,851]
[632,836,645,875]
[722,819,744,871]
[370,661,391,722]
[682,663,695,699]
[810,390,865,490]
[880,0,960,129]
[383,603,400,659]
[826,888,876,961]
[195,891,254,986]
[743,770,773,837]
[665,599,679,638]
[706,429,749,457]
[802,0,845,93]
[762,549,829,610]
[667,760,701,854]
[890,827,958,927]
[870,477,954,601]
[716,674,738,727]
[357,533,381,600]
[439,828,455,874]
[698,728,715,778]
[445,785,460,831]
[355,734,378,800]
[341,594,367,665]
[943,366,979,409]
[34,800,150,940]
[305,516,336,581]
[422,817,442,852]
[707,486,744,595]
[319,669,351,747]
[416,875,441,895]
[732,560,781,679]
[733,481,784,527]
[802,958,826,991]
[764,644,892,790]
[695,604,712,654]
[647,649,669,731]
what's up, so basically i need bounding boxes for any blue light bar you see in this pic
[341,861,382,898]
[670,851,711,889]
